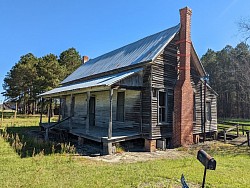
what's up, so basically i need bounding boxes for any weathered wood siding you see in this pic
[193,81,217,134]
[150,38,178,139]
[61,89,141,131]
[112,90,141,130]
[141,64,152,136]
[115,71,143,87]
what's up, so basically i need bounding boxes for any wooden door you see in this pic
[89,96,95,126]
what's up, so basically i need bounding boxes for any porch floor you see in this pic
[70,127,141,143]
[41,123,141,143]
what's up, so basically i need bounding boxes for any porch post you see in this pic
[14,102,17,121]
[140,91,143,134]
[58,97,62,122]
[86,91,90,133]
[48,98,52,124]
[69,94,73,130]
[40,98,44,125]
[108,88,113,139]
[45,98,52,142]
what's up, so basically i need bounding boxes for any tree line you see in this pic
[2,48,82,114]
[201,42,250,119]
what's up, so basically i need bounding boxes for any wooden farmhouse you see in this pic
[40,7,218,154]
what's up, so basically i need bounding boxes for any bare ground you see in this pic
[82,149,191,163]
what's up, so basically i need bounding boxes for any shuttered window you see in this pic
[167,89,174,123]
[116,92,125,122]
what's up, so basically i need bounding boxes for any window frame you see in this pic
[158,90,167,124]
[157,89,174,125]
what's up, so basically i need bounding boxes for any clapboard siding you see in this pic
[150,38,178,138]
[62,89,141,131]
[116,71,143,87]
[193,81,217,134]
[141,64,151,135]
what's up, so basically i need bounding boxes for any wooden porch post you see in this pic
[40,98,44,125]
[69,94,73,130]
[45,98,52,141]
[58,97,62,122]
[14,102,17,121]
[48,98,52,124]
[86,91,90,134]
[108,89,113,139]
[140,91,143,134]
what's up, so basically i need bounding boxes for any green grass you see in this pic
[0,117,250,187]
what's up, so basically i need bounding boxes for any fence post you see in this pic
[223,129,227,143]
[242,125,244,135]
[246,131,250,147]
[236,124,239,137]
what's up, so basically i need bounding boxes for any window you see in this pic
[116,92,125,121]
[206,102,211,121]
[158,90,174,124]
[159,91,166,123]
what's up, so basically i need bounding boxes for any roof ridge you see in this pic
[62,23,180,84]
[87,24,180,63]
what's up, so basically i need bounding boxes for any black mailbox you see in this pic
[197,149,216,170]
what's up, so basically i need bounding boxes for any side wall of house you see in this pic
[193,81,217,134]
[141,64,152,137]
[150,38,178,139]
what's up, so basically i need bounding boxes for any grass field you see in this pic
[0,116,250,187]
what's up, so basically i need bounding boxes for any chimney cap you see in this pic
[179,6,192,15]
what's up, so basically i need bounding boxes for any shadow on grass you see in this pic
[0,126,75,158]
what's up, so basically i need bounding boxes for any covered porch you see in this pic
[39,68,143,154]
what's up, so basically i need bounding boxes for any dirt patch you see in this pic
[83,149,191,163]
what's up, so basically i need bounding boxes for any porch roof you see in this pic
[39,68,142,97]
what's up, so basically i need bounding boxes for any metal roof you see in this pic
[62,24,180,84]
[40,68,142,97]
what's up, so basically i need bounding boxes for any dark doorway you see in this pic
[116,92,125,121]
[89,96,95,126]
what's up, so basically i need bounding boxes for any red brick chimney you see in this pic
[172,7,194,147]
[82,56,89,64]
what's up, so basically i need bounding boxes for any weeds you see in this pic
[0,128,75,157]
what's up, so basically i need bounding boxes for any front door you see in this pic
[89,96,95,126]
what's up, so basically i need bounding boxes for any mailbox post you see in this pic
[197,149,216,188]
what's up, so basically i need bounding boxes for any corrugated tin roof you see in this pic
[40,68,142,97]
[62,24,180,84]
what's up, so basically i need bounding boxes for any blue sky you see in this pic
[0,0,249,103]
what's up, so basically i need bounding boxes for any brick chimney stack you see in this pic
[172,7,194,147]
[82,56,89,64]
